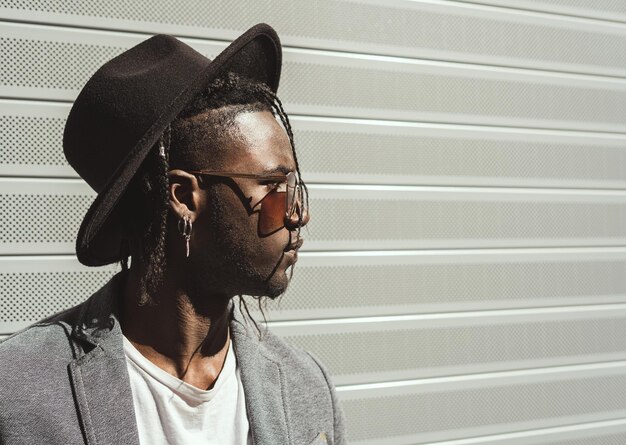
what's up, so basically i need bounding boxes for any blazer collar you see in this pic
[230,300,292,445]
[68,273,291,445]
[68,270,140,445]
[71,270,128,356]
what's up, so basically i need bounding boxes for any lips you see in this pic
[285,237,304,252]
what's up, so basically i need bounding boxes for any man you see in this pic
[0,24,346,445]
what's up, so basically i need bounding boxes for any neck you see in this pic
[119,264,232,390]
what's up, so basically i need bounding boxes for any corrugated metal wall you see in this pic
[2,1,626,443]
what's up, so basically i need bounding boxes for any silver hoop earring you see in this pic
[158,137,166,158]
[177,215,192,258]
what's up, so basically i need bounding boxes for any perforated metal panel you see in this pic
[3,249,626,331]
[3,23,626,132]
[0,257,118,334]
[2,3,626,444]
[305,187,626,251]
[458,1,626,23]
[0,31,128,94]
[3,250,626,332]
[271,306,626,385]
[267,248,626,319]
[539,428,626,445]
[4,180,626,254]
[0,100,72,177]
[400,419,626,445]
[291,117,626,189]
[280,51,626,132]
[0,179,94,254]
[7,100,626,189]
[2,1,626,77]
[338,364,626,444]
[0,24,218,101]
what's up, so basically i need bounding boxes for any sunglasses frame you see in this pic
[186,170,305,222]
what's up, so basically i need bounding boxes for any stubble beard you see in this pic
[214,240,290,299]
[195,210,290,300]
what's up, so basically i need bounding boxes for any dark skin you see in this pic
[120,110,309,390]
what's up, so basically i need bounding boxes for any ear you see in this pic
[167,169,203,221]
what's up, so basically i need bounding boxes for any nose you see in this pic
[285,200,309,230]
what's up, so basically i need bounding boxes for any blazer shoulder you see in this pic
[259,326,328,377]
[257,326,337,407]
[258,327,347,444]
[0,302,83,368]
[230,307,321,375]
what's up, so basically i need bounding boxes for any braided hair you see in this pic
[121,71,307,316]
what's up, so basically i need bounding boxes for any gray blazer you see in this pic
[0,272,346,445]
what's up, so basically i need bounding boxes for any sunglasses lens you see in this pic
[259,189,286,235]
[287,173,298,215]
[258,173,306,235]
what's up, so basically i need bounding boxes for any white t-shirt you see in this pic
[122,335,251,445]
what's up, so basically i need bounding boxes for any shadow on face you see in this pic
[167,110,308,304]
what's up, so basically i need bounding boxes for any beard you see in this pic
[183,192,292,302]
[194,244,290,299]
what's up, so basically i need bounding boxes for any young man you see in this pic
[0,24,346,445]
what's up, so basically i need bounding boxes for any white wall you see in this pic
[2,1,626,443]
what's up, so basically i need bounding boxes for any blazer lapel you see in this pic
[69,344,139,445]
[231,309,291,445]
[68,272,140,445]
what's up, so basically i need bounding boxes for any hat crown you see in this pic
[63,35,209,192]
[61,24,281,266]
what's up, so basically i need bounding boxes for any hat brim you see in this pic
[75,23,282,266]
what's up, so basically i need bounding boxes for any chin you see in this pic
[251,269,291,300]
[251,280,287,300]
[264,284,287,300]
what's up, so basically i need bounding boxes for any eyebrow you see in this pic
[264,165,293,175]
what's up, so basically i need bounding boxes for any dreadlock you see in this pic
[120,71,307,329]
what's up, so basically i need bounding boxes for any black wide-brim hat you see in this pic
[63,24,282,266]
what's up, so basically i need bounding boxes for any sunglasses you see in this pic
[187,170,308,235]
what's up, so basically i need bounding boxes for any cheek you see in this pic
[203,191,288,261]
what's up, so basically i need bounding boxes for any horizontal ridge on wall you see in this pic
[270,304,626,384]
[456,0,626,24]
[423,418,626,445]
[262,247,626,320]
[4,179,626,254]
[0,257,119,334]
[3,247,626,332]
[3,246,626,331]
[4,99,626,190]
[338,362,626,444]
[2,22,626,132]
[1,1,626,77]
[3,248,626,331]
[2,3,626,445]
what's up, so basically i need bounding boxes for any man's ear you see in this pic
[167,170,202,221]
